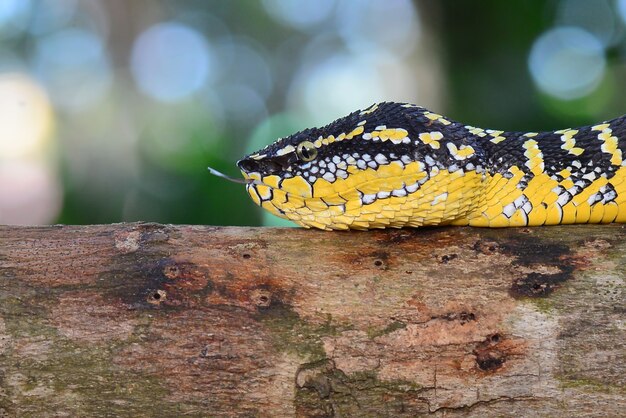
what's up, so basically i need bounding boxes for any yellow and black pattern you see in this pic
[237,102,626,230]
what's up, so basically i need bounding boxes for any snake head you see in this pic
[237,102,487,230]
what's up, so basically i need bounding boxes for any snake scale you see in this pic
[233,102,626,230]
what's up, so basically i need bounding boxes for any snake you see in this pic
[215,102,626,230]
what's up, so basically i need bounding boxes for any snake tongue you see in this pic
[207,166,251,185]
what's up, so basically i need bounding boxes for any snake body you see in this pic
[237,102,626,230]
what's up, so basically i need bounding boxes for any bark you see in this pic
[0,223,624,417]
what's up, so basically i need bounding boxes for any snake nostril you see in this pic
[237,158,258,173]
[237,158,283,175]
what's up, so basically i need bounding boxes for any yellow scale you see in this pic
[248,161,487,230]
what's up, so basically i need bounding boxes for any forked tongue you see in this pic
[207,166,266,187]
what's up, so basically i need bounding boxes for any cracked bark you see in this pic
[0,223,625,417]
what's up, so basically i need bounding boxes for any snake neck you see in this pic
[456,114,626,227]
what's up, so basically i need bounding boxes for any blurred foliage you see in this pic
[0,0,625,226]
[440,0,625,129]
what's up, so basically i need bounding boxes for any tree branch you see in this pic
[1,223,624,416]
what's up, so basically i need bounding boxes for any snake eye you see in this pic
[296,141,317,162]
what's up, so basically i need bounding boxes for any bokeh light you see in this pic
[336,0,420,57]
[0,0,30,37]
[0,73,53,158]
[33,28,112,111]
[131,22,212,102]
[0,161,62,225]
[528,26,606,100]
[0,0,27,24]
[0,73,59,225]
[288,53,385,124]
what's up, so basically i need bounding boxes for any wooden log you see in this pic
[0,223,624,417]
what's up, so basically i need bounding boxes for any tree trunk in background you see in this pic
[1,223,625,417]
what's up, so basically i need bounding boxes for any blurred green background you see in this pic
[1,0,625,227]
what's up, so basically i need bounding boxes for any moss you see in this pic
[526,296,555,314]
[0,296,60,339]
[558,376,626,394]
[256,302,343,361]
[296,367,428,417]
[366,320,407,339]
[0,294,193,417]
[0,335,180,416]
